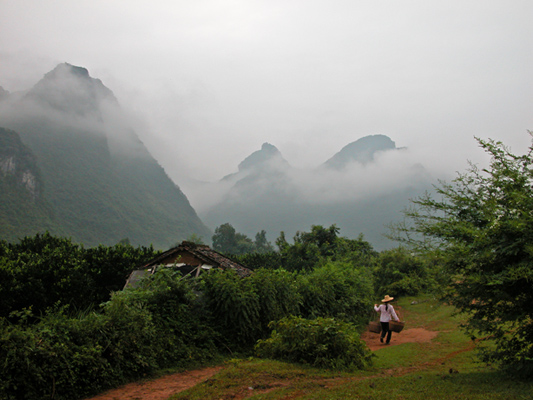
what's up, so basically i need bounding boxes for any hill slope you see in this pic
[0,63,210,248]
[0,127,59,242]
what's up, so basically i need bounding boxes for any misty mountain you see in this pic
[200,136,433,250]
[323,134,399,169]
[222,142,290,182]
[0,63,210,248]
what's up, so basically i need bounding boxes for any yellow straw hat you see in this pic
[381,295,394,303]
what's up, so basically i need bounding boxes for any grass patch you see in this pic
[169,295,533,400]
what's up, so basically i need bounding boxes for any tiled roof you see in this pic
[141,241,252,277]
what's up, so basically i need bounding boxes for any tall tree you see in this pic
[254,230,274,254]
[212,223,238,254]
[391,135,533,376]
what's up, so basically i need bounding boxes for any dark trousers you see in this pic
[380,322,392,343]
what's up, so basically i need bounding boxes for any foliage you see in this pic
[391,135,533,376]
[335,234,379,265]
[201,269,261,346]
[201,267,302,346]
[297,261,374,325]
[0,232,157,319]
[0,233,91,318]
[254,229,275,253]
[275,225,339,272]
[121,269,220,366]
[0,271,220,400]
[248,268,301,337]
[184,233,206,245]
[212,223,274,255]
[232,251,282,270]
[374,247,431,297]
[82,241,157,304]
[255,315,373,370]
[201,262,373,349]
[0,300,157,400]
[276,225,378,272]
[0,228,380,398]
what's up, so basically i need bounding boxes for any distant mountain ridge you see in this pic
[200,135,432,250]
[323,134,399,169]
[27,63,115,116]
[0,63,433,249]
[0,63,210,248]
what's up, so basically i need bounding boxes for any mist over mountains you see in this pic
[0,63,435,250]
[192,135,433,250]
[0,63,210,248]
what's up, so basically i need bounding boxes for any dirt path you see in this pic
[85,327,440,400]
[361,327,439,351]
[85,366,223,400]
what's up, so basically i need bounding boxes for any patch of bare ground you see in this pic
[84,366,223,400]
[361,327,439,351]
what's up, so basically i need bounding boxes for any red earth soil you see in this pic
[85,327,439,400]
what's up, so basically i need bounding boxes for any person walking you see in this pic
[374,295,400,344]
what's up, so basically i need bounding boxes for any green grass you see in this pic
[169,295,533,399]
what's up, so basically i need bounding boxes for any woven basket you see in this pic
[368,321,381,333]
[389,320,405,333]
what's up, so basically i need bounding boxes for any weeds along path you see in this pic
[85,326,461,400]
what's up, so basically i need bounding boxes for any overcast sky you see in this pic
[1,0,532,185]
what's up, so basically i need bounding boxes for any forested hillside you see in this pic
[0,64,210,248]
[0,127,59,242]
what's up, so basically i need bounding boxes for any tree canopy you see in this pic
[392,135,533,376]
[212,223,274,255]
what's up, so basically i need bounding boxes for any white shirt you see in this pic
[374,303,399,323]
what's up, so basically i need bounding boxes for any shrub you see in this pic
[201,269,261,347]
[233,251,282,270]
[121,269,220,367]
[255,315,373,370]
[249,268,301,338]
[0,301,156,400]
[374,247,430,297]
[0,233,158,319]
[297,262,374,325]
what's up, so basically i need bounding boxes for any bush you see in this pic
[0,301,156,400]
[0,272,221,400]
[201,269,261,347]
[249,268,301,338]
[297,262,374,325]
[0,233,157,319]
[233,251,282,270]
[374,247,430,297]
[121,269,220,367]
[390,135,533,376]
[255,316,373,370]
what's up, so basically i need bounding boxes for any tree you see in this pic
[212,223,276,255]
[254,230,274,253]
[391,135,533,376]
[374,247,429,297]
[276,225,343,271]
[0,233,158,319]
[212,223,239,254]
